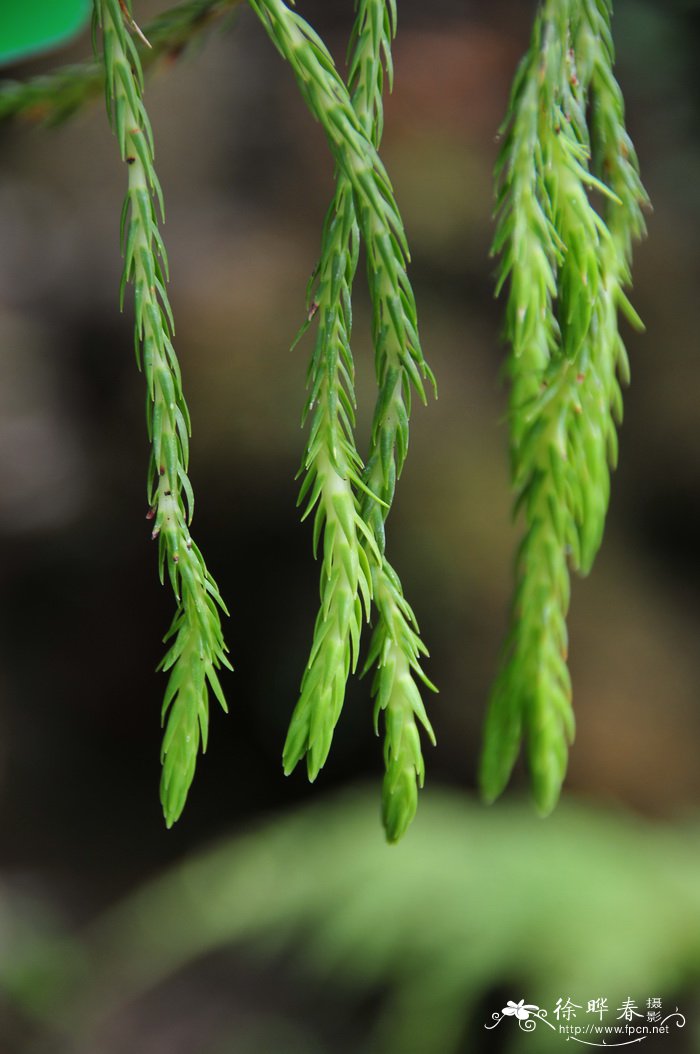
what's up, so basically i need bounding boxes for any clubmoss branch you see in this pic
[349,0,436,843]
[96,0,231,827]
[264,0,436,840]
[480,0,647,814]
[282,179,377,781]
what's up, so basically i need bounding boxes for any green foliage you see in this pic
[349,0,437,842]
[480,0,648,815]
[0,0,648,836]
[282,174,376,782]
[254,0,436,840]
[95,0,231,827]
[0,0,91,68]
[4,789,700,1053]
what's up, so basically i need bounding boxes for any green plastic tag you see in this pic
[0,0,92,67]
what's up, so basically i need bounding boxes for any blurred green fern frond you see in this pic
[480,0,648,815]
[5,789,700,1054]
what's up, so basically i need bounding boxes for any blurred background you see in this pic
[1,0,700,1050]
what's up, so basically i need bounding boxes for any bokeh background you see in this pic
[1,0,700,1050]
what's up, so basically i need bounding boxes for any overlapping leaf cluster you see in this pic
[250,0,436,840]
[480,0,648,814]
[95,0,230,827]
